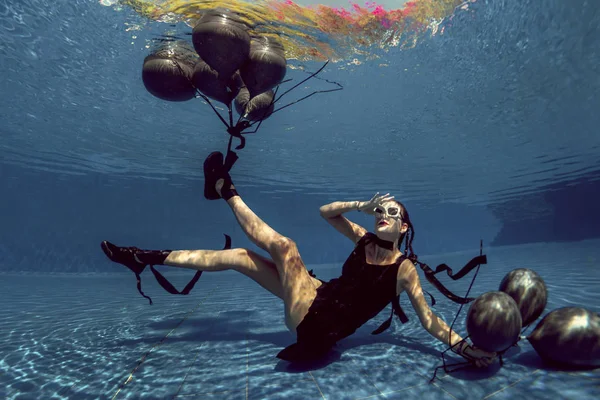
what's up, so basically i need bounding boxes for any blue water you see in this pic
[1,0,600,398]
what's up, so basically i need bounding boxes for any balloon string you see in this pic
[169,58,344,170]
[273,60,331,103]
[430,240,484,383]
[270,61,344,116]
[271,86,343,116]
[448,239,483,348]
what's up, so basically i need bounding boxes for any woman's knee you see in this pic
[230,248,275,271]
[269,237,298,258]
[224,248,254,267]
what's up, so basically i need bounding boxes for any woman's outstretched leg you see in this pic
[204,152,320,332]
[101,241,283,298]
[166,248,283,298]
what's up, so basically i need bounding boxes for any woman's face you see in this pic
[374,201,408,239]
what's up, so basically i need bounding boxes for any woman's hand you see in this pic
[453,342,497,368]
[461,344,497,368]
[357,192,394,215]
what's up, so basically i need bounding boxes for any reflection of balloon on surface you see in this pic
[192,60,243,105]
[499,268,548,326]
[528,307,600,368]
[103,0,470,62]
[240,35,287,97]
[466,291,522,353]
[234,87,275,122]
[192,8,251,78]
[141,41,198,102]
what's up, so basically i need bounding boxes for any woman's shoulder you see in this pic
[396,256,417,277]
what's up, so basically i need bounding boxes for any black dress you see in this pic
[277,233,406,362]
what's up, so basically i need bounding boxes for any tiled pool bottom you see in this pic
[1,241,599,399]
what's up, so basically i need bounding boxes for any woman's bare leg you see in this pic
[102,240,287,299]
[164,248,284,299]
[217,180,320,333]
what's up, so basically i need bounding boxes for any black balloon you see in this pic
[528,307,600,368]
[192,60,243,105]
[192,9,251,79]
[466,291,522,353]
[141,41,197,102]
[499,268,548,326]
[234,87,275,122]
[240,35,287,97]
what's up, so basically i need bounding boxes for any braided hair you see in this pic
[394,200,418,264]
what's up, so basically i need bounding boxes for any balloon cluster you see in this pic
[465,268,599,368]
[141,8,287,124]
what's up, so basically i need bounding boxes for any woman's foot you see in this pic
[216,178,237,199]
[100,241,170,275]
[203,151,239,201]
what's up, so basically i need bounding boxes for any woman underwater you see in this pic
[101,151,497,367]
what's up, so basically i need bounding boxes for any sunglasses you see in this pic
[374,204,402,220]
